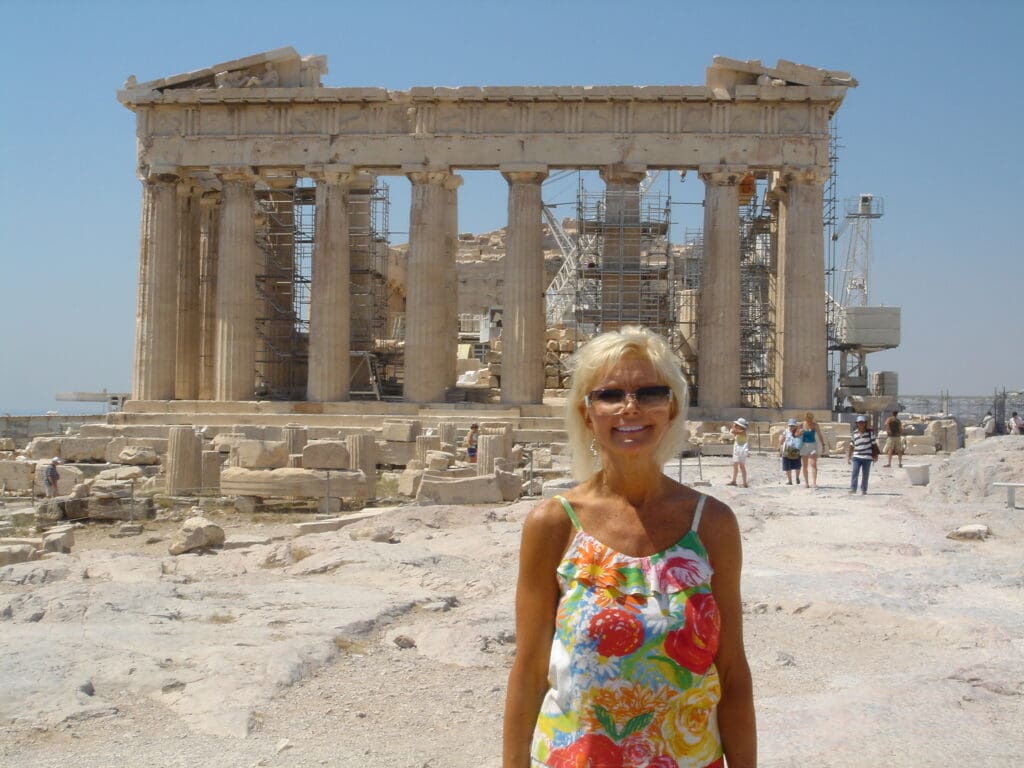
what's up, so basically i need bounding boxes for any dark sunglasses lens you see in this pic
[594,389,626,404]
[635,386,672,405]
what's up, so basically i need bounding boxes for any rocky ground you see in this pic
[2,438,1023,767]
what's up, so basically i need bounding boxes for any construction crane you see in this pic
[829,193,901,412]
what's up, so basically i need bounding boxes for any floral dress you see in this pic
[531,495,723,768]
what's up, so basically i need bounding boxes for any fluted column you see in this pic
[404,170,459,402]
[501,167,548,404]
[599,164,647,330]
[197,192,221,400]
[697,166,744,409]
[213,167,258,402]
[132,169,180,401]
[175,183,203,400]
[307,166,356,402]
[776,168,828,410]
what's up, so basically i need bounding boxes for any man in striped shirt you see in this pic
[846,415,878,494]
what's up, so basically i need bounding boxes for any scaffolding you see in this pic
[253,180,392,400]
[566,181,676,340]
[254,183,314,399]
[736,176,777,406]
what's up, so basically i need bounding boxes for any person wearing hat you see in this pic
[727,417,750,487]
[847,415,879,494]
[44,457,61,498]
[779,418,803,485]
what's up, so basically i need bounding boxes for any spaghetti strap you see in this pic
[690,494,707,533]
[553,494,582,530]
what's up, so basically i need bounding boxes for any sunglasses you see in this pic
[585,385,673,409]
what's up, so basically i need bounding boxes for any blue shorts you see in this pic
[467,447,477,458]
[782,456,802,472]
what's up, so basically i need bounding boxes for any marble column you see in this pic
[175,183,203,401]
[132,169,180,401]
[346,433,376,500]
[776,168,829,410]
[197,192,221,401]
[501,167,549,404]
[213,167,258,402]
[307,167,355,402]
[443,174,462,393]
[404,170,460,402]
[167,426,202,495]
[697,166,744,409]
[599,164,647,330]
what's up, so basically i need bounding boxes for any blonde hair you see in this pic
[565,326,689,481]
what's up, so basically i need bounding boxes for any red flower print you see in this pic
[656,552,712,592]
[664,593,720,674]
[647,757,680,768]
[620,735,656,767]
[588,608,645,657]
[704,759,725,768]
[548,733,624,768]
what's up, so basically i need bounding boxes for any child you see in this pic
[727,417,750,487]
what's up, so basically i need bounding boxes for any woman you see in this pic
[503,326,756,768]
[847,415,878,494]
[726,417,750,488]
[799,412,826,489]
[778,419,803,485]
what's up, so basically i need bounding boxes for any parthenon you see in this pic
[118,47,857,414]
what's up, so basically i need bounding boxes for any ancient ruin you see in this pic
[118,47,858,414]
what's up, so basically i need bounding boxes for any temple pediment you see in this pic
[120,46,326,97]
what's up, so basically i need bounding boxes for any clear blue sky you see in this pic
[1,0,1021,414]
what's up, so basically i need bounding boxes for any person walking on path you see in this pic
[847,415,879,494]
[503,326,756,768]
[43,457,61,498]
[884,410,904,468]
[799,412,827,488]
[727,417,750,487]
[779,418,803,485]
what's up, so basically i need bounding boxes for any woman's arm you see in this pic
[705,501,757,768]
[503,500,569,768]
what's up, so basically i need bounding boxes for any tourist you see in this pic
[800,412,827,488]
[1007,411,1022,435]
[44,457,61,498]
[847,415,879,494]
[727,417,750,488]
[466,423,480,463]
[503,326,756,768]
[779,418,803,485]
[884,409,904,468]
[981,411,996,437]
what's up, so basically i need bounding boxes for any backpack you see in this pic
[782,434,801,460]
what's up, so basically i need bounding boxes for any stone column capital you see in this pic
[501,165,549,186]
[403,166,455,186]
[211,165,258,184]
[600,163,647,185]
[308,163,370,186]
[140,164,181,184]
[443,174,464,192]
[698,165,748,185]
[778,166,828,187]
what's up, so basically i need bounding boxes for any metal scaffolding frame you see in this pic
[737,176,778,407]
[253,180,392,400]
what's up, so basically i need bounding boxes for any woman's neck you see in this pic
[592,459,666,507]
